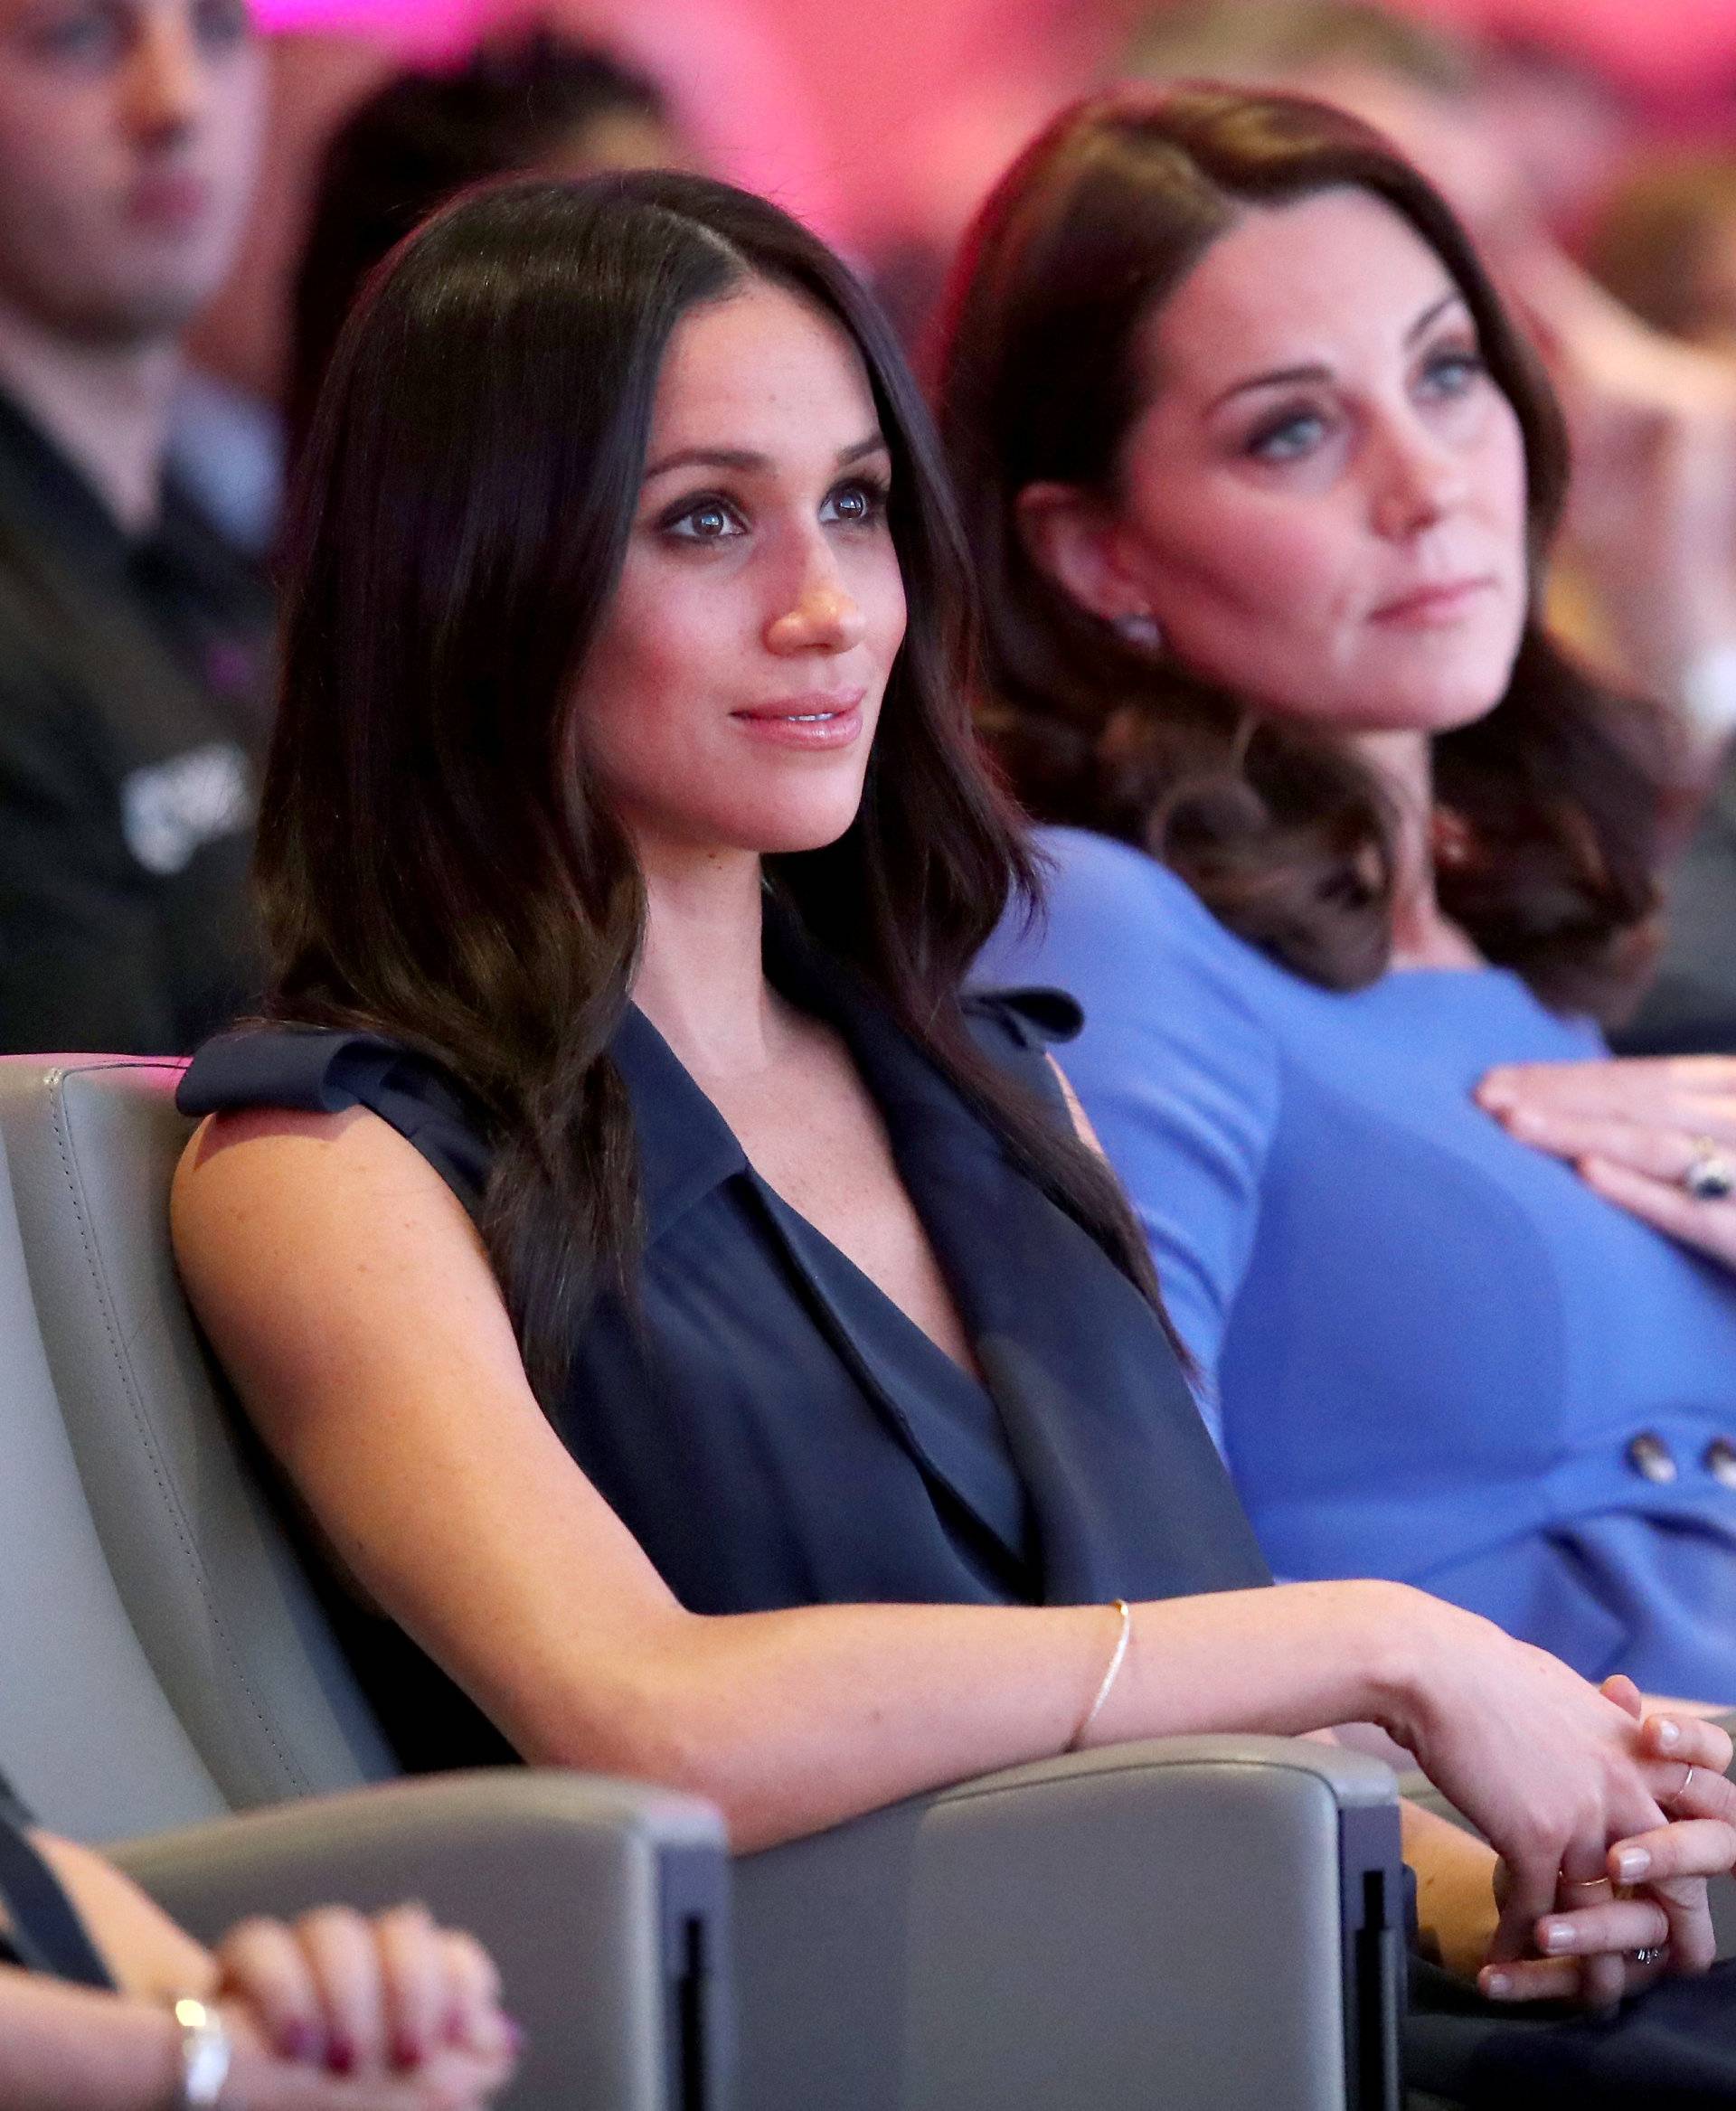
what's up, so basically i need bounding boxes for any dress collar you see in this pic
[612,902,969,1244]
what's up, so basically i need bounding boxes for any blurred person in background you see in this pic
[1582,154,1736,1057]
[948,87,1736,1716]
[0,0,272,1057]
[285,25,688,492]
[1590,155,1736,359]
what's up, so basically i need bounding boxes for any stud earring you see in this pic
[1114,611,1163,649]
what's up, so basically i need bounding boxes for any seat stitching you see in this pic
[46,1066,307,1793]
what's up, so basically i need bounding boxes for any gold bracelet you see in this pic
[1069,1598,1133,1751]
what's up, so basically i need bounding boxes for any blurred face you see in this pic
[0,0,263,345]
[540,109,693,183]
[1025,187,1530,737]
[576,278,908,863]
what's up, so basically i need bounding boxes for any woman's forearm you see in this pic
[0,1970,182,2111]
[1402,1803,1498,1977]
[498,1578,1411,1852]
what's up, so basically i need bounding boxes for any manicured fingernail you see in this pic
[327,2036,355,2075]
[1539,1919,1575,1954]
[283,2021,320,2061]
[1615,1847,1652,1882]
[1482,1969,1512,1998]
[1656,1718,1682,1749]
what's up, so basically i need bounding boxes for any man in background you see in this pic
[0,0,269,1055]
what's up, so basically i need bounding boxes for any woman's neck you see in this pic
[1353,729,1483,971]
[628,838,794,1079]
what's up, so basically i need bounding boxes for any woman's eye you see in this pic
[663,496,746,544]
[1245,410,1328,464]
[1419,347,1486,401]
[24,4,122,62]
[822,477,889,526]
[195,0,252,52]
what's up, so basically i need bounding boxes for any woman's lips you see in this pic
[731,690,866,749]
[127,173,213,235]
[1369,576,1498,627]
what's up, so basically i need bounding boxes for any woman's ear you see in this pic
[1015,482,1143,626]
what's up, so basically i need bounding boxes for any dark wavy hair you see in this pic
[260,170,1171,1404]
[935,87,1663,1013]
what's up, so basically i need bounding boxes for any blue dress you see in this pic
[978,826,1736,1700]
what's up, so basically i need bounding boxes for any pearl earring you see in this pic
[1114,612,1163,649]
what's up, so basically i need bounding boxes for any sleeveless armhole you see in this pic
[0,1805,113,1988]
[177,1027,494,1220]
[961,986,1082,1126]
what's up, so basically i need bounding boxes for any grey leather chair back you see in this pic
[0,1063,734,2111]
[0,1056,395,1823]
[0,1114,230,1839]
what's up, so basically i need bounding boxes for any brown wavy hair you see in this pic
[261,170,1175,1406]
[935,87,1663,1013]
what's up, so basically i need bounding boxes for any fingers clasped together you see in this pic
[1481,1682,1736,2008]
[213,1902,518,2106]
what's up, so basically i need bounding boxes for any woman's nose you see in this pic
[1370,425,1468,542]
[765,570,868,655]
[125,11,204,144]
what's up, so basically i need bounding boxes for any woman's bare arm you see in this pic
[170,1106,1428,1849]
[170,1094,1716,1987]
[30,1835,212,2003]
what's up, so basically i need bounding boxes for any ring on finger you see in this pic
[1684,1139,1736,1201]
[1671,1762,1698,1804]
[1632,1946,1669,1966]
[1558,1874,1609,1894]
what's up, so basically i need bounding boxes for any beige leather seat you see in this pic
[0,1053,1403,2111]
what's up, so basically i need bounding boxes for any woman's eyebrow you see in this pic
[1204,289,1470,413]
[1403,288,1467,345]
[643,432,888,481]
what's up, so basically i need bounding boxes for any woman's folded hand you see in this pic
[212,1903,518,2107]
[1478,1681,1736,2006]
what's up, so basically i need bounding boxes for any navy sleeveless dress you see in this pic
[180,918,1269,1769]
[180,919,1736,2107]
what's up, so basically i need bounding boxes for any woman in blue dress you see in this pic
[170,167,1736,2093]
[942,87,1736,1708]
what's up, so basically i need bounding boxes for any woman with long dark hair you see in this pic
[943,89,1736,1708]
[171,171,1736,2088]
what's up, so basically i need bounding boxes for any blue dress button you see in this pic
[1627,1432,1678,1484]
[1705,1438,1736,1488]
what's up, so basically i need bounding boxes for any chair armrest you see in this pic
[735,1735,1402,2111]
[108,1771,731,2111]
